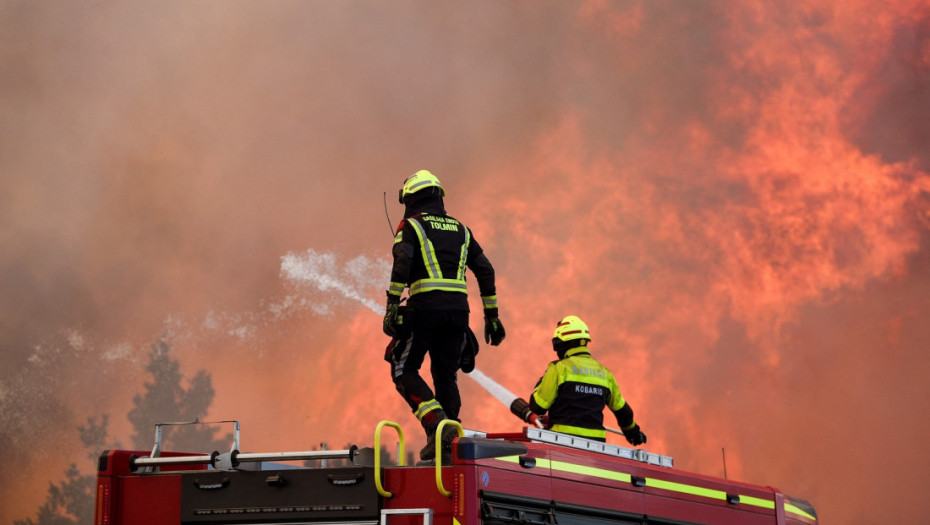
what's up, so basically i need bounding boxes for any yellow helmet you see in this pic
[552,315,591,357]
[398,170,446,204]
[552,315,591,343]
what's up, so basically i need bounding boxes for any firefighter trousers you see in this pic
[387,309,468,424]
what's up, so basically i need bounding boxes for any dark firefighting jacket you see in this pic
[388,212,497,314]
[528,347,634,440]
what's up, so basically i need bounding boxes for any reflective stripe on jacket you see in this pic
[389,213,495,311]
[530,347,627,440]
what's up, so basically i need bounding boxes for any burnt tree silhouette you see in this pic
[14,416,111,525]
[17,341,229,524]
[128,340,233,453]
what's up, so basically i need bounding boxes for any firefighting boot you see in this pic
[420,432,437,462]
[419,412,446,462]
[439,425,457,464]
[419,419,458,464]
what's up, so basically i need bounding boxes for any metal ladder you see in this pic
[129,419,362,472]
[524,426,674,468]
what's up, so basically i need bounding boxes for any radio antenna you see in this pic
[383,192,395,237]
[722,447,728,479]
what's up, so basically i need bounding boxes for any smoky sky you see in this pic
[2,1,929,523]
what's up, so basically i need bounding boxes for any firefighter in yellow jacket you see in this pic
[512,315,646,445]
[383,170,506,462]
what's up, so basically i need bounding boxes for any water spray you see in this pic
[464,368,519,407]
[280,249,388,315]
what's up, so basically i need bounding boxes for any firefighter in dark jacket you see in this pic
[511,315,647,445]
[383,169,506,462]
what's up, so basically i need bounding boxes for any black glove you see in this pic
[623,424,647,446]
[383,301,399,337]
[484,316,506,346]
[459,327,480,373]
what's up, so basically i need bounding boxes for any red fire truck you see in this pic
[94,420,817,525]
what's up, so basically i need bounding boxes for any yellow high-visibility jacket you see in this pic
[529,347,635,440]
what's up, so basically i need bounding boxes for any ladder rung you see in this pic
[130,446,360,470]
[131,453,216,470]
[234,447,357,465]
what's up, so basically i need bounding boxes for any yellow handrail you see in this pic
[434,419,464,497]
[374,420,405,498]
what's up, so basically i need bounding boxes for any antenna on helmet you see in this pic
[383,192,396,237]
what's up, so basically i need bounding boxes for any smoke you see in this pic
[2,1,929,523]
